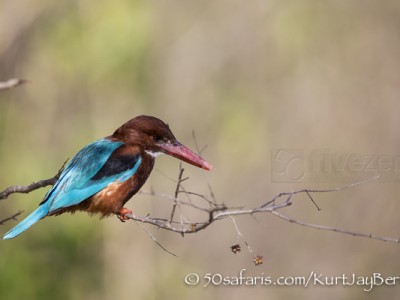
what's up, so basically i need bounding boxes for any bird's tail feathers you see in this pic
[3,205,48,240]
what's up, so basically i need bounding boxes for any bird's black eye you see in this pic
[153,135,162,142]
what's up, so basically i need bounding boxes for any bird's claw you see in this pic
[117,208,132,222]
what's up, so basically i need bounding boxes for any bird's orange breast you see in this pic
[86,181,131,216]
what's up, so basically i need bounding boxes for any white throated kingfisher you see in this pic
[3,115,213,239]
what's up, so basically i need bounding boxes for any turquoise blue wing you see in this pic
[42,138,141,212]
[3,138,141,239]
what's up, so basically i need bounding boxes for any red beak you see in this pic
[160,141,213,171]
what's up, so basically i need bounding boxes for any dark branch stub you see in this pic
[306,191,321,211]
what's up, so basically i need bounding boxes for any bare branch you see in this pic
[0,78,28,91]
[1,165,396,247]
[123,175,395,246]
[0,177,57,200]
[0,159,68,200]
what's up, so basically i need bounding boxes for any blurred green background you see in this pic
[1,0,400,299]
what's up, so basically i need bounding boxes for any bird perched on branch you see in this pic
[3,115,213,239]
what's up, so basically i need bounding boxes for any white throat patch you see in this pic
[145,150,163,158]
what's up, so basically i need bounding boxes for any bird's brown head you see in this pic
[112,115,213,170]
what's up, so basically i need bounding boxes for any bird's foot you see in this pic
[117,207,132,222]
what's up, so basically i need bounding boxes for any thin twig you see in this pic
[270,210,400,243]
[306,190,321,211]
[134,220,177,256]
[139,190,211,212]
[178,189,216,207]
[261,175,380,208]
[0,211,24,225]
[208,184,218,206]
[230,216,253,254]
[169,163,185,223]
[192,130,207,156]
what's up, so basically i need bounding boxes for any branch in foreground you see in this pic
[0,168,398,247]
[0,177,57,200]
[0,159,67,200]
[0,78,28,91]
